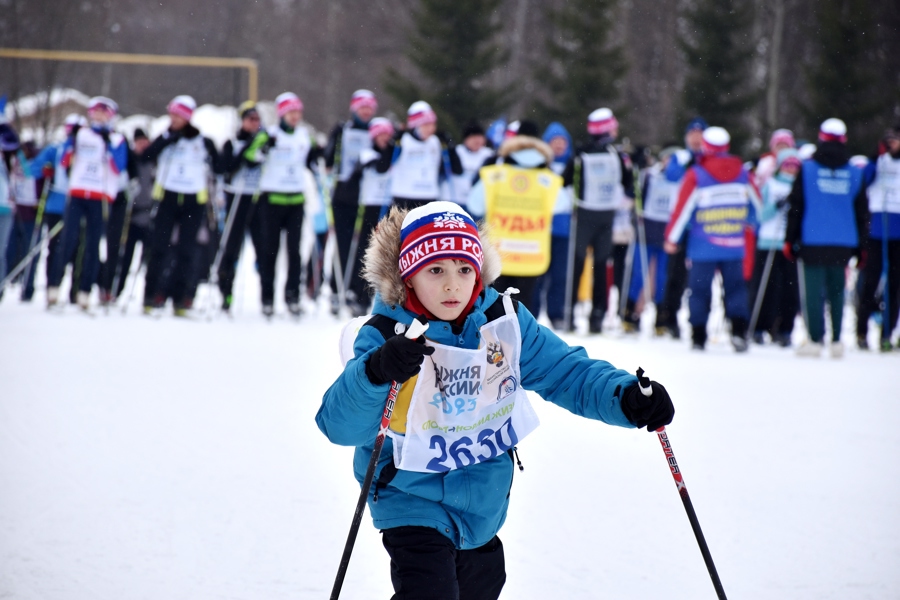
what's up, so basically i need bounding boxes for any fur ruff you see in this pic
[497,135,554,164]
[362,206,502,307]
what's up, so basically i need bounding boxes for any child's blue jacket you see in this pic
[316,286,637,550]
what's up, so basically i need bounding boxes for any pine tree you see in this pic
[801,0,885,154]
[383,0,513,139]
[531,0,627,139]
[679,0,759,156]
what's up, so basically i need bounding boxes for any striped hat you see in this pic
[587,108,618,136]
[350,89,378,113]
[398,201,483,282]
[167,95,196,121]
[818,118,847,144]
[702,126,731,154]
[368,117,394,140]
[407,101,437,129]
[276,92,303,118]
[88,96,118,115]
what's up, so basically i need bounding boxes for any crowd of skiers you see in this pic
[1,89,898,355]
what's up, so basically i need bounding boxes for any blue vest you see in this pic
[800,160,862,248]
[686,166,751,262]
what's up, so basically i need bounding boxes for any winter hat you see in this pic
[88,96,118,115]
[368,117,394,140]
[63,113,87,135]
[684,117,708,134]
[818,118,847,143]
[515,120,540,138]
[398,201,484,282]
[461,120,486,140]
[775,148,801,170]
[587,108,618,136]
[882,125,900,142]
[505,120,521,139]
[238,100,259,119]
[275,92,303,118]
[407,101,437,129]
[133,127,148,141]
[350,89,378,113]
[849,155,869,168]
[167,95,196,121]
[769,128,795,150]
[798,143,817,160]
[0,122,20,151]
[542,121,572,163]
[701,126,731,154]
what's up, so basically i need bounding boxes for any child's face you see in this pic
[416,122,437,140]
[405,259,477,321]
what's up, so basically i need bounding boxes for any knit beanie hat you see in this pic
[701,126,730,154]
[769,128,795,150]
[398,201,483,282]
[818,118,847,144]
[407,101,437,129]
[368,117,394,140]
[238,100,259,119]
[350,89,378,113]
[775,148,801,170]
[276,92,303,118]
[587,108,618,136]
[88,96,118,116]
[167,95,196,121]
[684,117,708,134]
[461,120,486,140]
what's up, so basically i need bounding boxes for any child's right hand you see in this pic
[365,335,435,385]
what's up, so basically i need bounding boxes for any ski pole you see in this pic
[636,369,727,600]
[0,220,64,295]
[110,186,136,304]
[747,248,776,339]
[329,315,429,600]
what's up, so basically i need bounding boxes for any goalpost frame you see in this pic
[0,48,259,101]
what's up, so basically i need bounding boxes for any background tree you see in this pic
[678,0,759,156]
[531,0,628,140]
[800,0,886,154]
[383,0,513,139]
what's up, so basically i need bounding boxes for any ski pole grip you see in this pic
[405,315,429,340]
[636,366,653,397]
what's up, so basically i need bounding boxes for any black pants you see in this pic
[347,204,383,308]
[857,237,900,341]
[570,208,614,317]
[100,192,128,292]
[114,223,150,297]
[144,191,205,307]
[217,192,260,300]
[748,248,799,336]
[258,197,304,305]
[382,527,505,600]
[656,244,688,329]
[331,201,359,297]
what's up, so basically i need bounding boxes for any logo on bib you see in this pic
[486,342,504,367]
[497,376,517,401]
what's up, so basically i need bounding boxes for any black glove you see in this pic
[775,198,789,210]
[263,135,278,151]
[166,128,183,145]
[365,334,435,385]
[620,368,674,432]
[436,130,452,146]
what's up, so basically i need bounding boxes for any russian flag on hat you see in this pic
[350,89,378,113]
[398,201,483,281]
[276,92,304,118]
[818,118,847,143]
[368,117,394,140]
[702,126,731,154]
[407,100,437,129]
[88,96,118,115]
[587,108,618,135]
[167,95,196,121]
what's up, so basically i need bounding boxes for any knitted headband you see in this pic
[398,202,483,282]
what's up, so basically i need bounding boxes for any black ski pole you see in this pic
[329,315,429,600]
[636,368,727,600]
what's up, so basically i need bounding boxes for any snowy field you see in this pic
[1,255,899,600]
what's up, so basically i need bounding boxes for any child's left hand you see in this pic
[620,369,675,432]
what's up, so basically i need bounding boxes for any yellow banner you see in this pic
[482,164,561,277]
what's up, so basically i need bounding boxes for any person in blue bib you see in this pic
[317,201,674,599]
[784,118,869,358]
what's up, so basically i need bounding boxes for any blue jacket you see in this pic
[28,143,67,215]
[316,287,638,550]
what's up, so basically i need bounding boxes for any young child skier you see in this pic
[316,201,675,599]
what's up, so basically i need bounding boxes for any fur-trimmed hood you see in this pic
[497,135,554,165]
[362,205,502,307]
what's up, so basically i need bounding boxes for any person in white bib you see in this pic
[140,95,220,316]
[317,201,675,600]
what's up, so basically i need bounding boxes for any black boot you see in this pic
[589,309,604,334]
[691,325,707,350]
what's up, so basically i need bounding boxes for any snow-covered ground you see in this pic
[1,251,898,599]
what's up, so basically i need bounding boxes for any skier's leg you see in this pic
[381,526,463,600]
[456,536,506,600]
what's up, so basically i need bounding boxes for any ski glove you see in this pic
[365,334,435,386]
[620,368,674,432]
